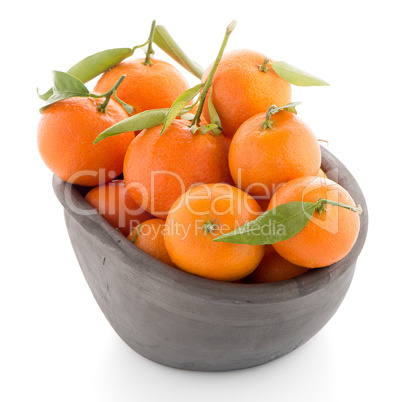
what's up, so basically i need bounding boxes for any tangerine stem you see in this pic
[260,101,301,130]
[192,20,237,127]
[316,198,362,214]
[203,219,217,234]
[143,20,156,66]
[258,58,269,72]
[261,105,278,130]
[96,75,126,113]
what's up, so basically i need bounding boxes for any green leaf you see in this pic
[271,61,329,86]
[52,70,89,94]
[112,90,134,115]
[160,83,203,135]
[39,71,90,113]
[154,25,204,79]
[37,87,53,101]
[180,112,195,121]
[39,91,88,113]
[214,201,317,245]
[95,109,169,143]
[67,47,134,83]
[280,101,302,114]
[37,47,135,101]
[93,104,195,144]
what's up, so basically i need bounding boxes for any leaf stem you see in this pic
[315,198,362,214]
[260,101,301,130]
[261,105,278,129]
[96,75,126,113]
[143,20,156,66]
[191,20,236,127]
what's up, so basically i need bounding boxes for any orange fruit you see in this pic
[317,168,327,178]
[37,97,134,186]
[243,245,309,283]
[229,110,321,199]
[201,49,292,138]
[85,179,153,236]
[128,219,174,267]
[123,120,232,218]
[268,176,360,268]
[164,183,265,282]
[94,58,189,114]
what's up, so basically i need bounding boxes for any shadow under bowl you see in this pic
[53,147,368,371]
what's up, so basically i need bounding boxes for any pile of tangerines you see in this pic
[37,21,362,283]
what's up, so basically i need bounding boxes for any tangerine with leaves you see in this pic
[229,104,321,200]
[94,21,190,116]
[268,176,360,268]
[164,183,265,282]
[85,180,153,237]
[37,96,134,186]
[201,49,292,138]
[128,218,174,267]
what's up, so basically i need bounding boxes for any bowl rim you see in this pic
[53,146,368,305]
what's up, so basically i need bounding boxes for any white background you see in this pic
[1,1,401,401]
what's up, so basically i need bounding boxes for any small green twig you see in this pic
[143,20,156,66]
[261,105,278,129]
[315,198,362,214]
[96,75,126,113]
[260,101,301,130]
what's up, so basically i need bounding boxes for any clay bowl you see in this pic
[53,147,368,371]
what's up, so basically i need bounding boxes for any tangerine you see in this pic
[85,180,153,236]
[229,109,321,199]
[128,218,174,267]
[123,120,232,218]
[94,58,189,115]
[164,183,265,281]
[243,245,309,283]
[201,49,291,138]
[37,97,134,186]
[268,176,360,268]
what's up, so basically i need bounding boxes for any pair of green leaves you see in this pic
[39,71,133,115]
[158,83,222,136]
[38,47,138,102]
[37,24,204,103]
[95,17,232,143]
[214,199,362,245]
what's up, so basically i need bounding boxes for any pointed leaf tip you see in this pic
[271,61,329,87]
[160,83,204,135]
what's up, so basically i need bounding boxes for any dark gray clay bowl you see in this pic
[53,147,368,371]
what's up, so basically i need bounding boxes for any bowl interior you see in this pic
[53,146,368,305]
